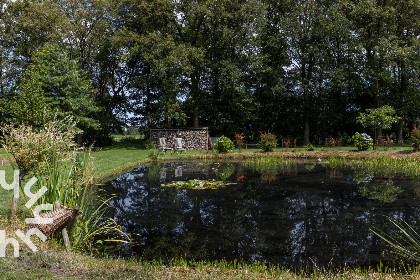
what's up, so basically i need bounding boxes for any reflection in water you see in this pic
[103,161,420,270]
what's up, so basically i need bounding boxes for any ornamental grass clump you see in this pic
[1,116,79,175]
[214,135,234,153]
[352,132,373,151]
[1,118,129,252]
[259,131,277,152]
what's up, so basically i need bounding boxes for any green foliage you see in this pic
[304,144,315,151]
[162,179,236,190]
[147,149,161,162]
[214,136,234,153]
[235,133,245,151]
[371,217,420,263]
[259,132,277,152]
[356,106,400,135]
[352,133,373,151]
[8,72,50,128]
[0,117,79,175]
[1,0,420,147]
[242,156,295,182]
[410,124,420,151]
[12,44,99,130]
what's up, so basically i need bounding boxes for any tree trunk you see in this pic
[304,117,310,145]
[397,119,404,145]
[191,72,200,128]
[193,107,200,128]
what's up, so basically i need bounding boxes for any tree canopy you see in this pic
[0,0,418,144]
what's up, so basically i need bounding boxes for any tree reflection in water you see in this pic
[102,161,420,270]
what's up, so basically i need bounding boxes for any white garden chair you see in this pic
[174,138,186,154]
[158,138,173,154]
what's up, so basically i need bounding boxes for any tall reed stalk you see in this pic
[32,148,129,251]
[371,217,420,263]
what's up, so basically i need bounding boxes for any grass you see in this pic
[1,139,420,279]
[0,250,419,279]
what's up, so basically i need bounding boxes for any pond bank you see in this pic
[2,146,420,279]
[1,250,419,279]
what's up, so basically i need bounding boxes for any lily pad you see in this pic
[161,179,236,190]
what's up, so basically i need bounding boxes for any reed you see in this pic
[371,217,420,264]
[30,148,130,251]
[324,156,420,178]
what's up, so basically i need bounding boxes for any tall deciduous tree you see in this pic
[10,44,99,131]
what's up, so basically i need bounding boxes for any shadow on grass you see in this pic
[94,139,147,151]
[397,149,418,155]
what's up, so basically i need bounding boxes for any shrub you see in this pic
[235,133,244,152]
[214,135,234,153]
[410,124,420,151]
[352,132,373,151]
[304,144,315,151]
[259,131,277,152]
[0,116,79,175]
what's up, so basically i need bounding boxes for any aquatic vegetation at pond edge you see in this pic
[242,156,294,167]
[242,156,296,182]
[162,179,236,189]
[323,156,420,178]
[371,217,420,263]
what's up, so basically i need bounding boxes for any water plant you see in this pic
[324,156,420,179]
[31,149,130,251]
[243,157,295,182]
[162,179,236,189]
[371,217,420,263]
[214,135,234,153]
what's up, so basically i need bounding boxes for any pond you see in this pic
[102,159,420,270]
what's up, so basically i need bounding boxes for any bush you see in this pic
[304,144,315,151]
[259,131,277,152]
[0,116,79,175]
[214,135,234,153]
[235,133,244,152]
[410,124,420,151]
[352,132,373,151]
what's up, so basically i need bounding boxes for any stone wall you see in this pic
[150,128,210,150]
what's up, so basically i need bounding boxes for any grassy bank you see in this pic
[1,250,419,279]
[1,142,420,279]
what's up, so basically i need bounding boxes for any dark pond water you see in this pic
[103,160,420,270]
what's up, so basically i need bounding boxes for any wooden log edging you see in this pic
[27,204,82,239]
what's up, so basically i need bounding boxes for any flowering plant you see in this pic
[162,179,236,189]
[259,131,277,152]
[235,133,244,152]
[352,132,373,151]
[214,135,234,153]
